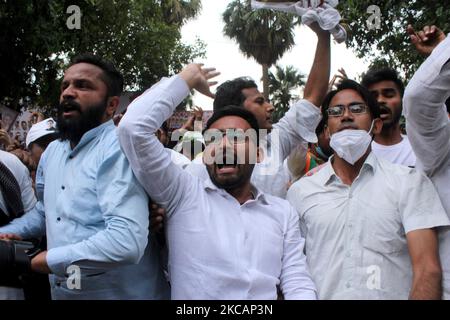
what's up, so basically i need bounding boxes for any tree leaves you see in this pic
[0,0,205,112]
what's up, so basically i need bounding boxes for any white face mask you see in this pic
[330,121,374,165]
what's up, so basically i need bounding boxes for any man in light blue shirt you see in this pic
[0,54,169,299]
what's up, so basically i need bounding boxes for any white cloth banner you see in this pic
[251,0,347,43]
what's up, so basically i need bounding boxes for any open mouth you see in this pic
[379,106,391,119]
[216,163,238,174]
[215,153,239,174]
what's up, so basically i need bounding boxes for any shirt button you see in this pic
[346,283,351,288]
[348,223,353,228]
[69,155,73,159]
[57,217,61,222]
[61,186,65,190]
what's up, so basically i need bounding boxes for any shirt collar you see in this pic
[69,120,114,156]
[322,152,378,186]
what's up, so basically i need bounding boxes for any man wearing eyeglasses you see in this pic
[118,64,317,300]
[287,79,450,299]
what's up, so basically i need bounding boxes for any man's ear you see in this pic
[256,146,265,164]
[323,125,330,140]
[106,96,120,118]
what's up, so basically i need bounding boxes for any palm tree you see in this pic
[223,0,296,99]
[269,65,305,123]
[161,0,202,26]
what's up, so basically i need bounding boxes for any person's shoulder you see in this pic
[0,150,28,177]
[375,154,421,182]
[0,150,21,168]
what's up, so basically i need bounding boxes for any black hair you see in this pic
[322,79,381,123]
[213,77,258,112]
[361,68,405,96]
[315,116,327,135]
[70,53,124,97]
[446,97,450,115]
[204,105,260,146]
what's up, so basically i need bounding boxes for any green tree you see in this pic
[0,0,205,112]
[269,65,305,123]
[223,0,297,99]
[339,0,450,80]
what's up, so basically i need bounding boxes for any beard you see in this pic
[380,104,402,130]
[206,163,254,191]
[57,98,108,145]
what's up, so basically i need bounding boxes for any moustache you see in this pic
[379,105,391,115]
[60,99,82,113]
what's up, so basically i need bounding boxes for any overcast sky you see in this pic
[181,0,371,110]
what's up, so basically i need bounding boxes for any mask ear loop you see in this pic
[368,120,375,135]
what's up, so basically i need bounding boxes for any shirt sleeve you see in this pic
[117,75,197,217]
[16,155,36,212]
[403,36,450,175]
[399,169,450,234]
[46,141,150,277]
[280,204,317,300]
[271,99,321,163]
[0,154,44,239]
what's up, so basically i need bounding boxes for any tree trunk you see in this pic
[262,63,269,101]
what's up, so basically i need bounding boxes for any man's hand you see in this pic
[31,251,52,274]
[328,68,348,92]
[0,233,23,241]
[192,106,203,121]
[407,25,446,57]
[179,64,220,99]
[150,202,166,233]
[308,21,330,38]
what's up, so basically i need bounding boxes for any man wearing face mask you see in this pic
[287,79,450,299]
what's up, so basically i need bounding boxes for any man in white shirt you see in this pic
[361,68,416,167]
[0,150,36,299]
[287,79,450,299]
[185,23,330,199]
[118,64,317,300]
[404,24,450,298]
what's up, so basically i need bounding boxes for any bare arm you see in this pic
[407,228,442,299]
[303,22,331,107]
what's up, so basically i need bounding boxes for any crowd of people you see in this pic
[0,22,449,300]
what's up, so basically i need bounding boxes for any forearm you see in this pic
[0,202,46,239]
[409,267,442,299]
[403,36,450,172]
[303,31,331,107]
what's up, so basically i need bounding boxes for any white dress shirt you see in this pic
[185,98,321,199]
[118,75,317,300]
[403,35,450,298]
[287,153,450,299]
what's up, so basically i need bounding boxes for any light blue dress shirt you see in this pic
[0,120,169,299]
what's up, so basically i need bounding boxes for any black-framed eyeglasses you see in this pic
[327,103,368,117]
